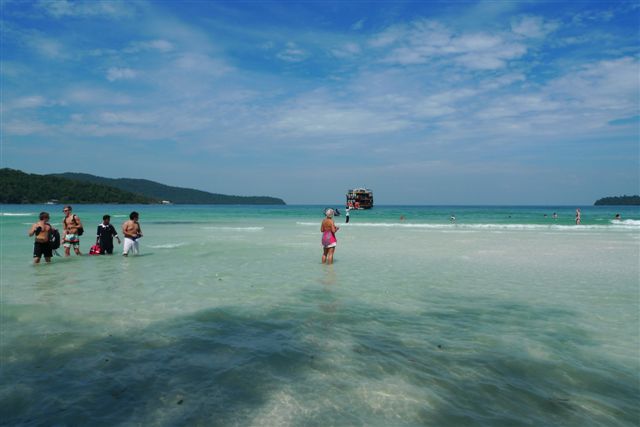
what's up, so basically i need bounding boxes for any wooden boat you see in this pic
[346,188,373,209]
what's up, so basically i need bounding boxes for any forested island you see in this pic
[594,195,640,206]
[1,169,156,204]
[1,169,286,205]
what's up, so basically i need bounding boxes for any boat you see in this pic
[346,188,373,209]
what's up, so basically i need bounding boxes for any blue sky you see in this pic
[2,0,639,204]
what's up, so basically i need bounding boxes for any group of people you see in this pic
[29,205,143,264]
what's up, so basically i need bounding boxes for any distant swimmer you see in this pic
[345,206,350,223]
[615,213,621,220]
[122,211,143,256]
[29,212,55,264]
[321,208,339,265]
[575,208,581,225]
[553,212,558,219]
[450,214,456,223]
[400,215,405,221]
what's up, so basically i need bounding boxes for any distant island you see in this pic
[0,169,286,205]
[594,195,640,206]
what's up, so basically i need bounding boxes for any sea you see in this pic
[1,204,639,427]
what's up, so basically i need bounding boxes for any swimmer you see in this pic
[575,208,581,225]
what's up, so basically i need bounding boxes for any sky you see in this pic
[1,0,639,205]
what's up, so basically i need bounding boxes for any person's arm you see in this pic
[111,225,121,243]
[96,225,101,243]
[29,223,41,237]
[137,223,143,237]
[74,215,83,229]
[331,220,339,233]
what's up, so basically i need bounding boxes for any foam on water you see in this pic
[148,242,188,249]
[1,212,34,216]
[298,221,640,231]
[203,226,265,231]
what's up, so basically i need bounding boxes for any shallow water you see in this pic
[1,205,639,426]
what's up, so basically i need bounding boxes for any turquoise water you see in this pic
[1,204,639,426]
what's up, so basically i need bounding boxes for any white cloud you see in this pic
[3,119,50,135]
[36,0,135,18]
[124,39,175,54]
[351,19,365,31]
[106,67,137,82]
[10,95,47,109]
[548,57,639,111]
[276,43,308,62]
[331,42,361,58]
[65,87,133,105]
[173,53,232,77]
[272,92,411,136]
[511,16,559,38]
[372,20,527,69]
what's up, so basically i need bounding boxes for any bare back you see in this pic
[321,218,336,233]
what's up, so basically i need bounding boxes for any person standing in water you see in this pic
[122,211,143,256]
[97,215,121,255]
[345,206,350,223]
[29,212,55,264]
[321,208,339,264]
[62,205,83,256]
[575,208,581,225]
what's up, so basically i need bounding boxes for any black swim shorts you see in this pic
[33,241,53,259]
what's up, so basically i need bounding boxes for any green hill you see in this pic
[594,195,640,206]
[0,169,157,204]
[50,172,286,205]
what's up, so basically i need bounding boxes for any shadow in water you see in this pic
[1,297,637,426]
[0,307,316,426]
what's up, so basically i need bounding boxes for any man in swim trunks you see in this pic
[62,205,83,256]
[29,211,55,264]
[122,211,143,256]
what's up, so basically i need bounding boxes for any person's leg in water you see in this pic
[322,247,329,264]
[327,247,336,264]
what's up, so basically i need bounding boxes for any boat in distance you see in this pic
[346,188,373,209]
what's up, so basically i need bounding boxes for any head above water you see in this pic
[103,214,111,222]
[39,211,50,221]
[129,211,139,220]
[325,208,334,218]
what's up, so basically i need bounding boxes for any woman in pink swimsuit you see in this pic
[321,209,339,264]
